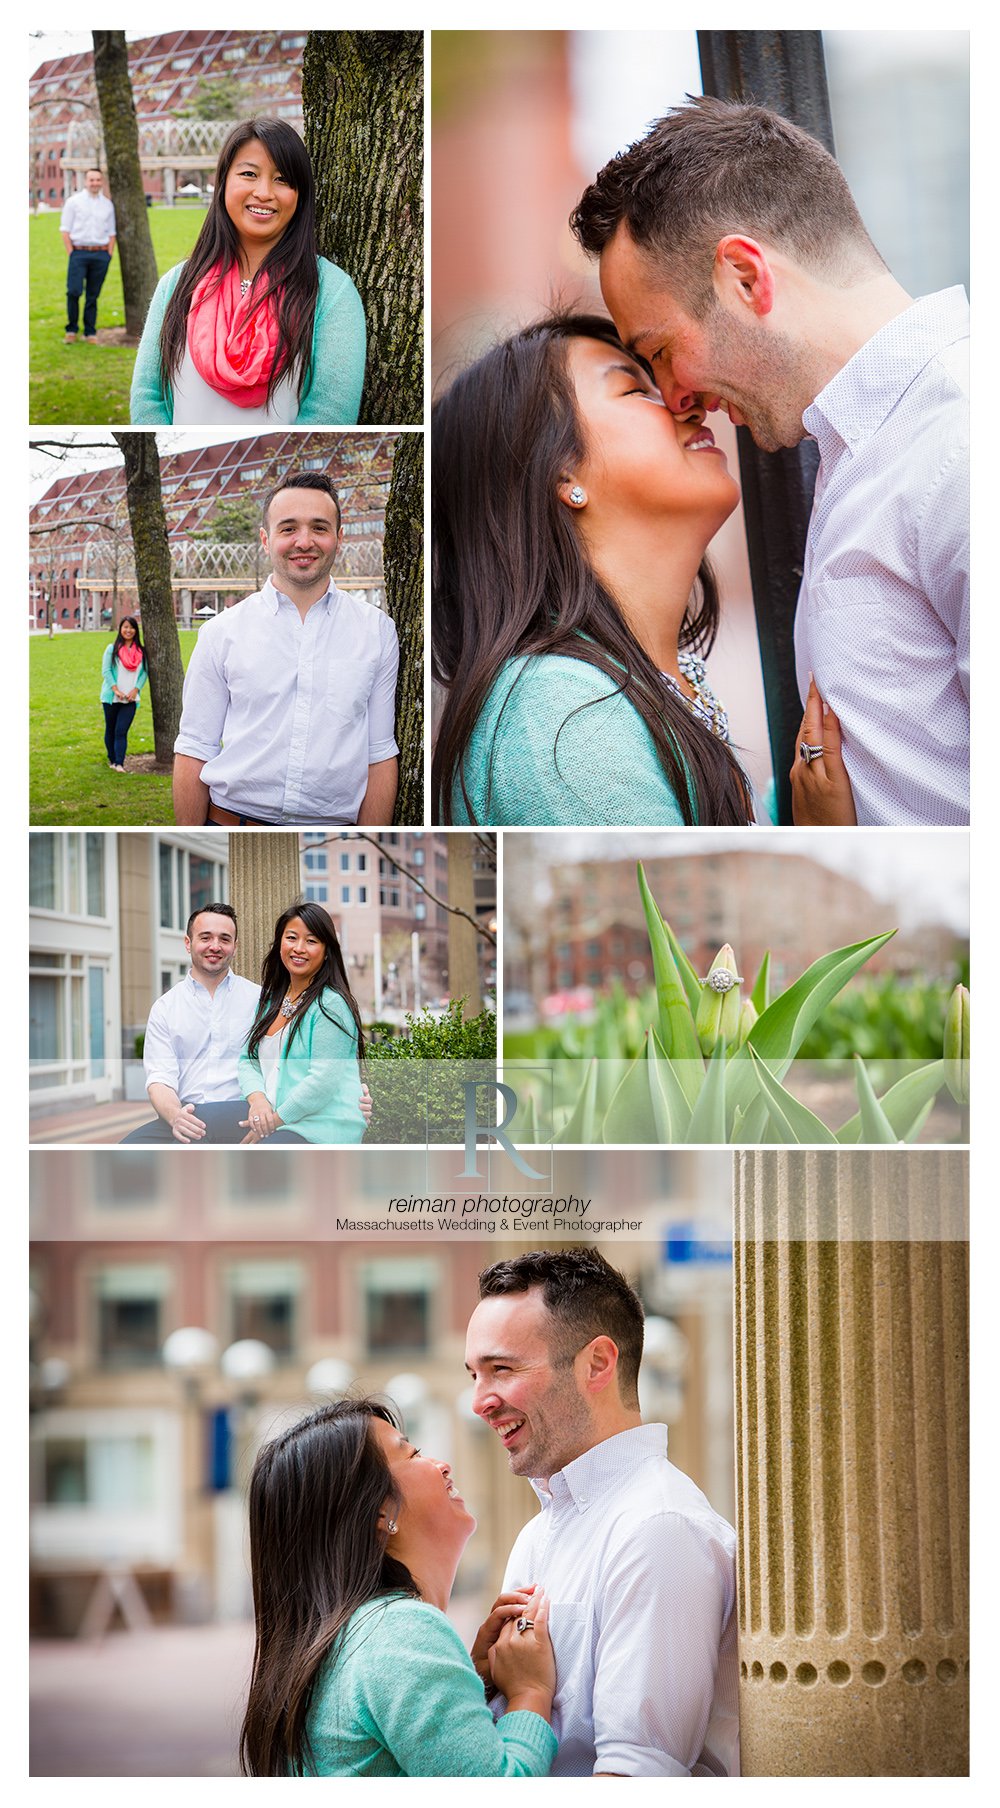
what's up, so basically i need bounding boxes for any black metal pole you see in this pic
[696,31,834,825]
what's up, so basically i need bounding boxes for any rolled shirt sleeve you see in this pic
[174,619,229,762]
[141,996,181,1093]
[368,615,400,762]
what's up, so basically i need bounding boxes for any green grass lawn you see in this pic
[30,629,198,824]
[30,208,204,425]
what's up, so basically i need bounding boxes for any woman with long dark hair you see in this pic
[432,313,755,826]
[237,902,367,1145]
[99,615,147,772]
[130,118,365,425]
[240,1399,557,1776]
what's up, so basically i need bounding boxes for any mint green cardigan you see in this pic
[100,642,148,706]
[238,987,365,1145]
[451,653,689,826]
[129,256,366,425]
[301,1594,557,1777]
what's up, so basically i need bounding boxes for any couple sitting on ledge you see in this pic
[122,900,369,1146]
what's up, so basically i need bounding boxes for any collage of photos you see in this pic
[27,25,970,1789]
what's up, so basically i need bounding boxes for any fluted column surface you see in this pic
[734,1151,968,1776]
[228,833,303,986]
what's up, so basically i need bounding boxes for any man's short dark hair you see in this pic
[477,1249,644,1407]
[261,471,342,534]
[86,166,104,178]
[570,94,884,315]
[186,901,238,940]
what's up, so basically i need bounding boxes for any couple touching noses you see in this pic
[241,1250,738,1778]
[434,95,968,830]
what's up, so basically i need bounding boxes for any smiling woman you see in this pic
[431,312,754,827]
[129,117,366,425]
[240,1398,558,1776]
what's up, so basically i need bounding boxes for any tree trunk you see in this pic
[302,31,423,424]
[112,433,185,763]
[381,433,423,824]
[92,31,160,340]
[447,838,482,1015]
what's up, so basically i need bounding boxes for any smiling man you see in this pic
[571,95,969,827]
[60,167,116,345]
[465,1249,738,1777]
[173,471,399,826]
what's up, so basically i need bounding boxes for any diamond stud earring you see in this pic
[568,485,586,506]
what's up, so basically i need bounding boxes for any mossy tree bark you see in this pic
[112,433,185,763]
[92,32,160,340]
[302,31,423,424]
[381,433,423,824]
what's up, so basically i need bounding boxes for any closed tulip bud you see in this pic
[944,983,969,1105]
[736,999,758,1048]
[695,944,742,1055]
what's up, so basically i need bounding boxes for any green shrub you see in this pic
[365,1000,497,1142]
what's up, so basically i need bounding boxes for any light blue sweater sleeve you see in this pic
[454,655,689,827]
[129,257,365,425]
[306,1596,556,1777]
[129,265,181,424]
[100,644,148,707]
[297,257,366,424]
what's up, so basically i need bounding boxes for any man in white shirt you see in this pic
[173,472,400,827]
[465,1249,739,1777]
[574,96,969,826]
[60,168,116,344]
[120,902,279,1144]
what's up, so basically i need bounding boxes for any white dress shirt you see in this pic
[498,1424,739,1777]
[60,190,116,245]
[174,577,399,823]
[795,286,969,825]
[142,969,261,1101]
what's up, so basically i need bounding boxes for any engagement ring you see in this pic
[799,742,825,764]
[516,1616,535,1634]
[699,970,743,993]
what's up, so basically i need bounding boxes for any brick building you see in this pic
[29,431,395,630]
[30,31,306,209]
[505,845,965,1003]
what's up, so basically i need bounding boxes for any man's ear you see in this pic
[259,525,269,555]
[579,1335,619,1396]
[713,234,775,318]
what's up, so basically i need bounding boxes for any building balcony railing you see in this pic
[79,536,384,588]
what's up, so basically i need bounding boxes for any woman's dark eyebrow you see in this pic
[603,357,656,384]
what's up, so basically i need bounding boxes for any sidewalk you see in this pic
[30,1622,254,1776]
[30,1099,151,1144]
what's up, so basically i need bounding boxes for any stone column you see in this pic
[733,1151,968,1776]
[447,836,481,1014]
[228,833,301,985]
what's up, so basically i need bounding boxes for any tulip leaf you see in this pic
[553,1059,599,1143]
[747,1045,838,1144]
[836,1059,946,1144]
[686,1038,729,1143]
[518,1088,538,1146]
[750,951,771,1015]
[649,1030,693,1142]
[851,1056,900,1143]
[664,919,702,1017]
[636,864,703,1097]
[602,1036,657,1142]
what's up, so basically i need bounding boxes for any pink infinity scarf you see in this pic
[187,261,283,408]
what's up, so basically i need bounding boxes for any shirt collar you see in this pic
[261,573,336,614]
[802,285,970,457]
[529,1423,669,1514]
[186,967,234,997]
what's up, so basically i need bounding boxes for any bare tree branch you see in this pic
[316,833,497,946]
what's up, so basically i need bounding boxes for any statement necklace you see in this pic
[661,650,730,741]
[280,992,306,1020]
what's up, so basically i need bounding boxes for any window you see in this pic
[340,853,351,872]
[304,848,328,872]
[30,833,107,919]
[225,1154,294,1203]
[304,883,328,903]
[158,840,227,930]
[363,1260,437,1355]
[226,1260,301,1357]
[95,1264,169,1367]
[92,1150,160,1208]
[356,853,367,872]
[43,1433,155,1510]
[341,885,350,905]
[357,886,367,904]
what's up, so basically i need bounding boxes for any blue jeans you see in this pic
[66,248,111,336]
[103,700,136,766]
[119,1099,308,1145]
